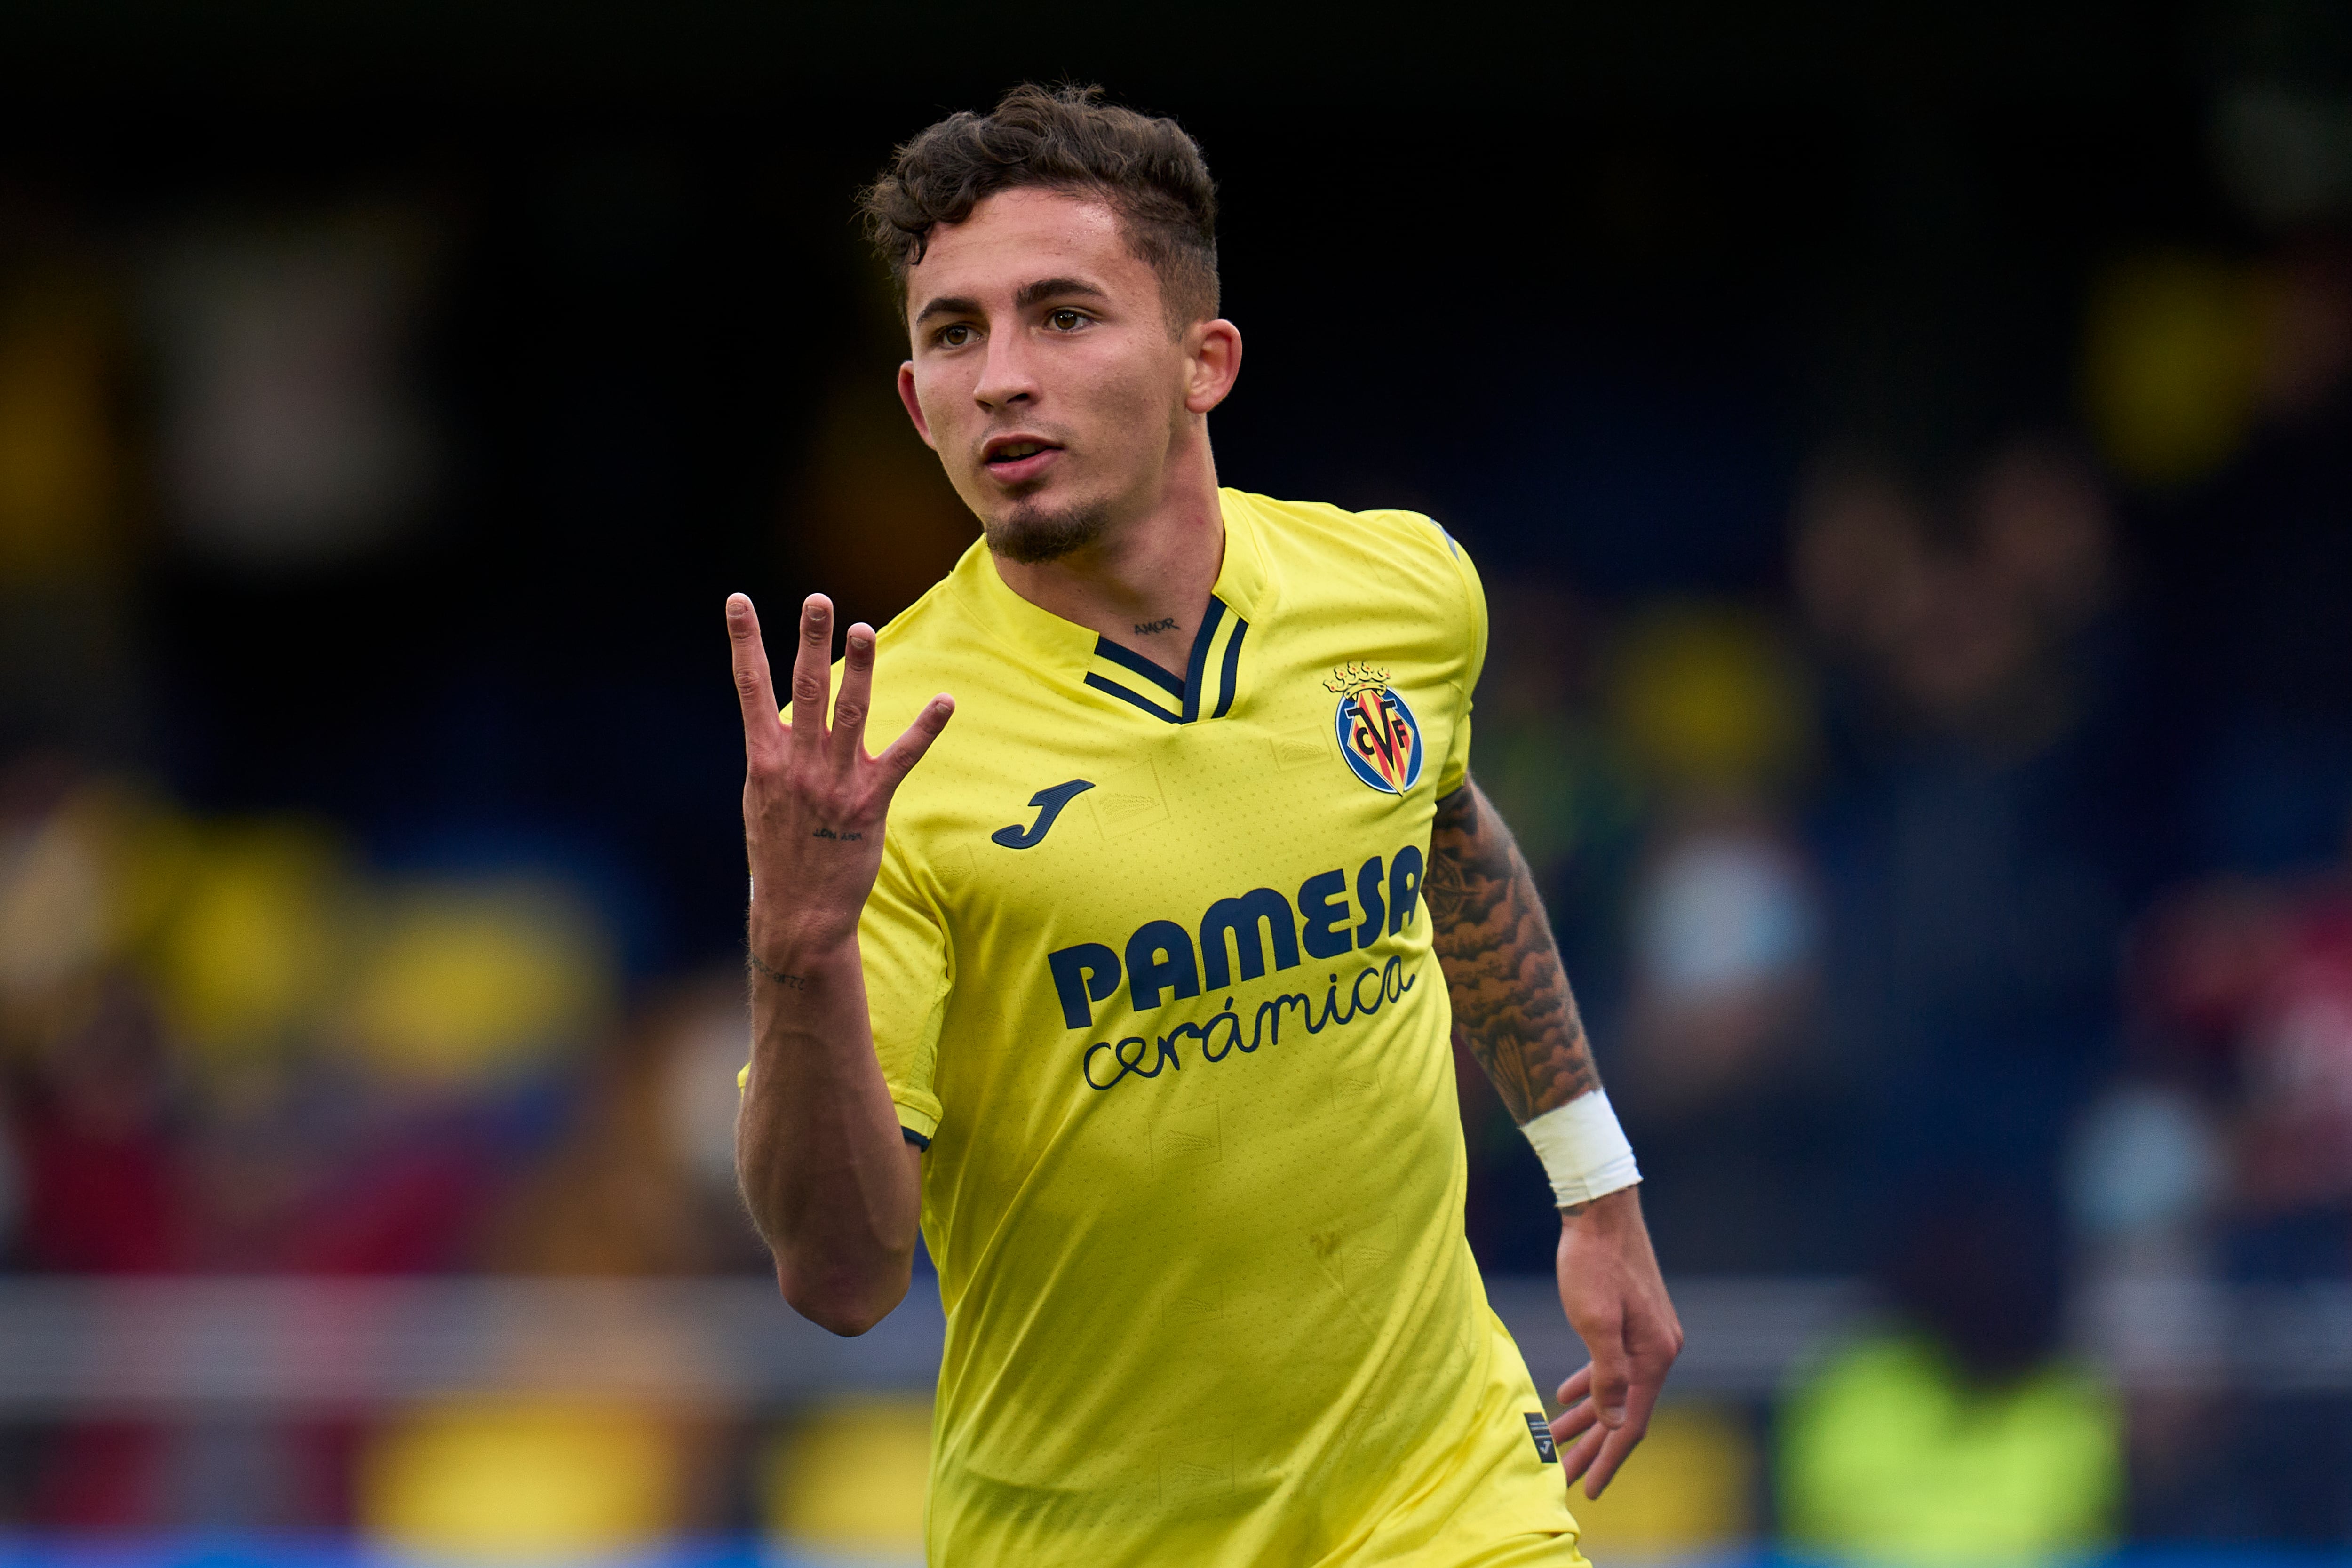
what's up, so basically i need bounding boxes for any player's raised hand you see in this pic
[1548,1186,1683,1498]
[729,591,952,960]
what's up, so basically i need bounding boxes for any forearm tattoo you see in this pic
[747,951,809,990]
[1426,780,1600,1124]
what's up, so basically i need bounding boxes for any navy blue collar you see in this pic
[1081,595,1250,724]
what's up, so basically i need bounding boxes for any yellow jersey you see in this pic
[802,489,1583,1566]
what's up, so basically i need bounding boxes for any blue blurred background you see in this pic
[1,0,2351,1560]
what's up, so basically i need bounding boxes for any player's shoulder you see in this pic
[1227,487,1467,573]
[1224,489,1481,640]
[866,566,968,664]
[862,539,1026,680]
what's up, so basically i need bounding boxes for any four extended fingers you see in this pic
[733,592,953,787]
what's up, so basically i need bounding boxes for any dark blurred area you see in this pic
[2,0,2352,1557]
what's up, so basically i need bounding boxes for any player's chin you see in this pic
[983,496,1111,566]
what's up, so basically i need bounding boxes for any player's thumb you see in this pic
[1588,1331,1632,1428]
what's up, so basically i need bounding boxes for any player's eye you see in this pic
[938,323,977,348]
[1047,309,1088,332]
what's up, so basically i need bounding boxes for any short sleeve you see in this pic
[857,837,952,1142]
[1430,520,1489,798]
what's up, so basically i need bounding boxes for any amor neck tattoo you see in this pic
[1425,782,1601,1125]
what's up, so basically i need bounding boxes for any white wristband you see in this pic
[1519,1090,1642,1209]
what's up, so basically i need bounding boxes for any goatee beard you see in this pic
[984,499,1112,565]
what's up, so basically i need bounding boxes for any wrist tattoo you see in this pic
[810,827,863,842]
[747,952,810,990]
[1428,780,1602,1125]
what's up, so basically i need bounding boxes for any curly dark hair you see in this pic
[858,83,1219,332]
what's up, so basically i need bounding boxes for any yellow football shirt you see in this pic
[795,489,1583,1566]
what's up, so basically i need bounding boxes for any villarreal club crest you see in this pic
[1327,662,1424,796]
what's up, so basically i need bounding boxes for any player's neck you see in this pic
[990,450,1225,677]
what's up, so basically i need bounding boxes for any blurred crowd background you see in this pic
[2,0,2352,1560]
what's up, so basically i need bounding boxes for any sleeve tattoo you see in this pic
[1426,779,1601,1125]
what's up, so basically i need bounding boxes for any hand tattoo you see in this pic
[747,952,810,990]
[1427,780,1600,1124]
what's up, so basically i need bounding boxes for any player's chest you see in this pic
[911,642,1458,940]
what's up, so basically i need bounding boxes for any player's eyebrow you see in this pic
[912,294,983,328]
[1013,276,1110,310]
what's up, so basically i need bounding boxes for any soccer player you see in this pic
[731,85,1682,1565]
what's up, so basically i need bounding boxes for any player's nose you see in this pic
[972,335,1041,410]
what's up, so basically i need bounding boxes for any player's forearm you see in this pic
[736,934,922,1336]
[1425,780,1602,1126]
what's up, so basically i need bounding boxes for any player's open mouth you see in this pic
[982,438,1062,484]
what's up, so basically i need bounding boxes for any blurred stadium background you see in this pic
[2,0,2352,1561]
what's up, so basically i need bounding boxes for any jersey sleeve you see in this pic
[858,833,952,1143]
[1429,520,1489,798]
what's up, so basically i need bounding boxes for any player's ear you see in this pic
[1183,319,1242,416]
[897,362,939,450]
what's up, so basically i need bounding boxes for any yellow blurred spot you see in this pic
[1566,1402,1754,1553]
[149,821,347,1072]
[763,1397,931,1554]
[96,786,205,959]
[2082,253,2268,488]
[1779,1333,2122,1565]
[349,883,608,1085]
[358,1398,681,1560]
[1610,605,1809,792]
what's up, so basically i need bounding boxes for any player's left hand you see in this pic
[1549,1184,1682,1499]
